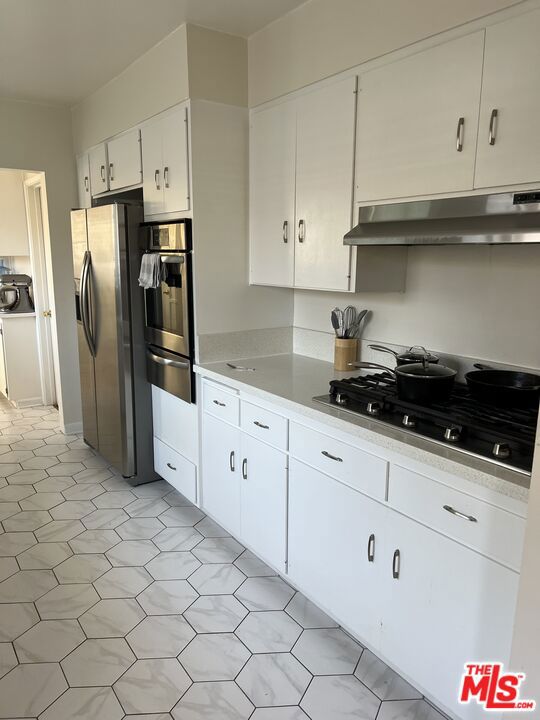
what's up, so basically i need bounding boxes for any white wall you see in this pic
[295,244,540,369]
[0,97,81,429]
[72,25,189,153]
[248,0,525,106]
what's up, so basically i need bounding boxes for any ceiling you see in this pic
[0,0,307,105]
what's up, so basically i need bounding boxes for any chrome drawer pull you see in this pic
[213,399,226,407]
[367,533,375,563]
[443,505,477,523]
[166,462,177,471]
[392,549,400,579]
[254,421,270,430]
[321,450,343,462]
[229,451,235,472]
[242,458,248,480]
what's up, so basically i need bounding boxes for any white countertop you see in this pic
[196,353,531,503]
[0,312,36,319]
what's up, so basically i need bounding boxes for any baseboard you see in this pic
[12,396,43,409]
[63,421,83,435]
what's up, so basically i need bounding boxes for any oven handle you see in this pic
[147,349,190,369]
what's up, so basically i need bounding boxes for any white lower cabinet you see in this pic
[154,437,196,504]
[201,412,241,537]
[240,433,287,573]
[381,508,518,720]
[288,458,385,650]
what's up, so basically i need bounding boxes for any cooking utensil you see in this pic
[343,306,356,337]
[348,309,368,338]
[350,360,457,405]
[465,363,540,409]
[331,310,341,337]
[369,344,439,366]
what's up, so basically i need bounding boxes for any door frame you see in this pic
[23,173,60,407]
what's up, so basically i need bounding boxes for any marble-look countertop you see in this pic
[196,353,531,503]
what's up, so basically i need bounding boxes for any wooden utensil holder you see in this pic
[334,338,358,371]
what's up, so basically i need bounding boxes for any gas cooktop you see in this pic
[314,373,538,475]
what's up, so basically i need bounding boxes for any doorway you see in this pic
[23,172,60,408]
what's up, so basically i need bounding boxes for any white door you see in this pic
[249,100,296,287]
[107,129,142,191]
[0,324,7,398]
[141,118,164,217]
[288,459,385,649]
[356,32,484,202]
[89,144,109,194]
[380,510,519,720]
[240,434,287,573]
[475,9,540,189]
[161,104,190,214]
[76,154,91,208]
[294,76,357,291]
[201,413,241,536]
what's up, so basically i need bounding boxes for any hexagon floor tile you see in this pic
[0,401,434,720]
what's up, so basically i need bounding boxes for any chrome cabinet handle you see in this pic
[166,462,177,471]
[443,504,477,522]
[213,399,226,407]
[84,176,89,192]
[155,169,161,190]
[283,220,288,244]
[321,450,343,462]
[100,165,106,182]
[298,219,305,243]
[456,117,465,152]
[164,166,170,188]
[146,350,189,369]
[488,109,498,146]
[229,451,235,472]
[242,458,248,480]
[254,421,269,430]
[367,534,375,563]
[392,549,400,579]
[109,162,114,181]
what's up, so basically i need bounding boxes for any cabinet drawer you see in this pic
[241,401,288,450]
[202,381,239,425]
[289,422,388,500]
[154,437,197,504]
[388,465,525,570]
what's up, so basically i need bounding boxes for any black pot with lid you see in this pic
[369,344,439,366]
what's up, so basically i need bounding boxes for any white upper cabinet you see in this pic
[356,32,484,202]
[142,104,190,218]
[294,76,357,291]
[107,128,142,191]
[249,101,296,287]
[474,9,540,189]
[76,154,91,208]
[0,171,30,255]
[89,143,109,195]
[249,76,357,292]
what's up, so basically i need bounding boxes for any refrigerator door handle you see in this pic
[81,251,96,357]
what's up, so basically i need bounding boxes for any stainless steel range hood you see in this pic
[344,191,540,246]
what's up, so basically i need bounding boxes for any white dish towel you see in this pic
[138,254,163,289]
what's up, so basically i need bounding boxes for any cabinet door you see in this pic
[201,413,241,536]
[0,325,7,398]
[475,10,540,189]
[76,154,91,208]
[161,105,190,214]
[356,32,484,202]
[107,129,142,191]
[89,144,109,194]
[294,77,356,291]
[288,459,384,649]
[141,119,164,216]
[249,101,296,287]
[381,510,519,720]
[240,434,287,573]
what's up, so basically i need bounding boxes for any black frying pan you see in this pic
[465,364,540,409]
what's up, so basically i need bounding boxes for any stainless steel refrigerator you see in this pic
[71,203,156,485]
